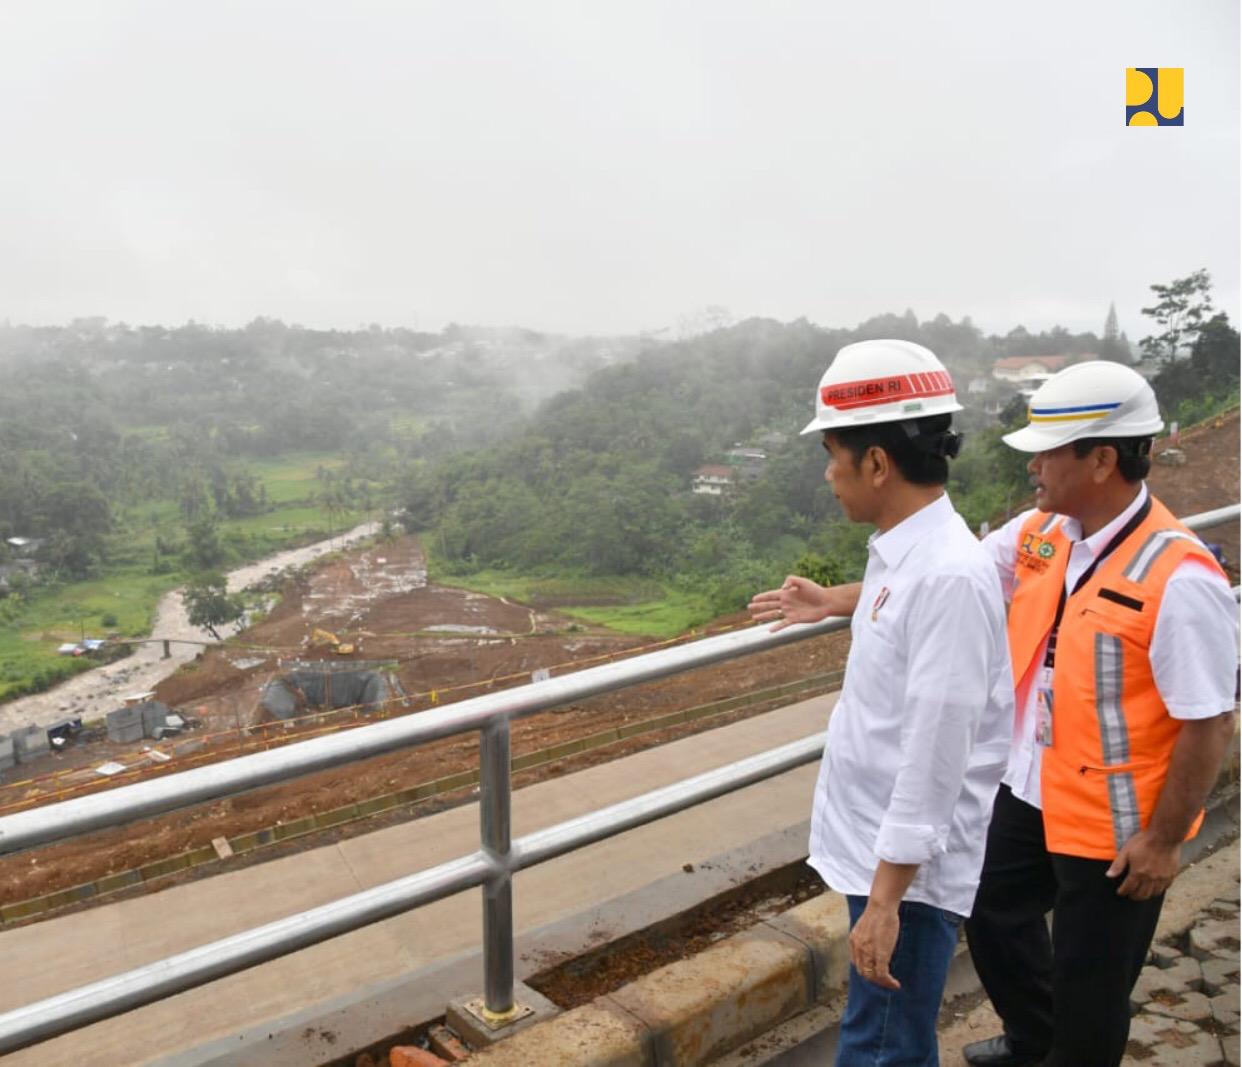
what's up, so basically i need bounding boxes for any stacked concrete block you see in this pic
[0,735,14,772]
[11,724,50,762]
[138,700,170,738]
[106,706,144,744]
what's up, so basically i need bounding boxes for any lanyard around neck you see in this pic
[1044,495,1152,668]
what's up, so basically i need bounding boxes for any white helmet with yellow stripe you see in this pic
[1002,360,1163,452]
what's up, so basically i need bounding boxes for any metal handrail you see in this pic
[0,613,848,854]
[0,502,1236,1054]
[0,735,825,1050]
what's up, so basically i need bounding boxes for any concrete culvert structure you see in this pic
[259,661,407,722]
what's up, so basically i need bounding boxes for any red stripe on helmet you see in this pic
[820,373,954,411]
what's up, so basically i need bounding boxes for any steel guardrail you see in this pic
[0,502,1235,1054]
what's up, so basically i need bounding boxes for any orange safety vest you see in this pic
[1008,496,1225,859]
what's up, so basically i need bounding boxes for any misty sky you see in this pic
[0,1,1237,341]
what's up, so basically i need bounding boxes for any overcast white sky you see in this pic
[0,1,1237,340]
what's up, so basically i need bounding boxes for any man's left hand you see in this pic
[849,900,902,989]
[1107,829,1181,900]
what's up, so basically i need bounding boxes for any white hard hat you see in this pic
[800,339,963,435]
[1002,361,1163,453]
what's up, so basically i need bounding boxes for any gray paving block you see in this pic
[1142,1030,1225,1066]
[1210,989,1241,1030]
[1223,1032,1240,1067]
[1201,957,1240,993]
[1133,957,1204,1011]
[1143,989,1213,1023]
[1128,1011,1200,1047]
[1189,918,1240,959]
[1151,942,1183,968]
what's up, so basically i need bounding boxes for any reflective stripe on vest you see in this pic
[1122,529,1204,582]
[1093,632,1141,850]
[1009,496,1225,859]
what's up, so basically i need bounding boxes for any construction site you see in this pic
[0,411,1237,1067]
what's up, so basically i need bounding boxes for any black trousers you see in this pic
[964,784,1165,1067]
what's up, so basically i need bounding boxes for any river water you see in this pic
[0,522,380,734]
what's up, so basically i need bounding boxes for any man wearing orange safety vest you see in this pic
[961,361,1238,1067]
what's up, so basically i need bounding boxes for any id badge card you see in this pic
[1034,666,1054,747]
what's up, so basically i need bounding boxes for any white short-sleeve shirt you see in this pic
[808,493,1015,918]
[982,484,1239,809]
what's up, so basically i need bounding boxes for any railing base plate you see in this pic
[447,982,557,1047]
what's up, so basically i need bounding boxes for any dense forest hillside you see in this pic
[400,304,1239,619]
[0,318,643,574]
[0,292,1235,697]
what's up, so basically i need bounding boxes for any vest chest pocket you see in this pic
[1076,600,1152,646]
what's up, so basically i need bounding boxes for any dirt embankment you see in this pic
[0,521,381,734]
[0,533,850,909]
[1148,409,1239,577]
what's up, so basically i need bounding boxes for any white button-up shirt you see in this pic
[984,483,1240,809]
[808,494,1014,918]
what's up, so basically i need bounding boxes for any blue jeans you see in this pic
[835,895,962,1067]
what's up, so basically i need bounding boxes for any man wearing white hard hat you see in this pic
[959,360,1238,1067]
[750,340,1014,1065]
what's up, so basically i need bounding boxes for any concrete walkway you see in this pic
[0,692,838,1066]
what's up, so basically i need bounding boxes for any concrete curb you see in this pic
[459,778,1241,1067]
[460,893,851,1066]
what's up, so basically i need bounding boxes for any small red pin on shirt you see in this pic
[871,586,890,622]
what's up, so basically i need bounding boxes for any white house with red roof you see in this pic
[992,353,1096,383]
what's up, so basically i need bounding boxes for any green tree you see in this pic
[183,574,246,640]
[179,477,211,522]
[1140,269,1215,363]
[794,551,844,587]
[184,514,225,569]
[1098,302,1130,363]
[1189,313,1241,386]
[1152,313,1240,418]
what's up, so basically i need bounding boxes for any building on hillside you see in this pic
[5,536,43,558]
[691,465,736,496]
[724,447,767,481]
[967,377,991,394]
[991,353,1096,383]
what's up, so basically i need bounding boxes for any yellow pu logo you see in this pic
[1126,68,1183,126]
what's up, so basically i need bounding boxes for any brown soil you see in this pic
[1,408,1235,914]
[528,862,827,1011]
[0,535,850,909]
[1148,408,1240,578]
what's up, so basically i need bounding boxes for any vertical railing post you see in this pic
[479,718,515,1018]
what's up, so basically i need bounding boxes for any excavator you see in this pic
[309,627,357,655]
